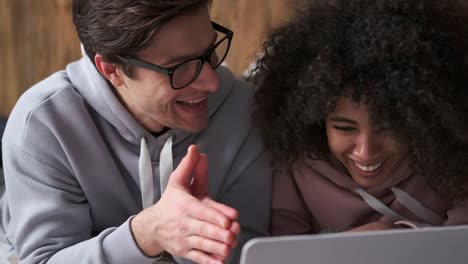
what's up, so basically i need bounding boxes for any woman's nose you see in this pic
[353,133,381,160]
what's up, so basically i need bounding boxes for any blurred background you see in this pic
[0,0,294,118]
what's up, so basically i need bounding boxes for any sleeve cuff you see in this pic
[102,216,157,264]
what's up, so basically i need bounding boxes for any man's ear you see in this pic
[94,54,125,87]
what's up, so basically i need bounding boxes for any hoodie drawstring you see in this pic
[138,135,174,209]
[391,187,444,225]
[355,188,406,222]
[138,136,153,209]
[356,187,444,225]
[159,136,173,194]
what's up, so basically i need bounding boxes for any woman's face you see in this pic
[325,97,409,188]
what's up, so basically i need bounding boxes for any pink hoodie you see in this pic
[271,155,468,235]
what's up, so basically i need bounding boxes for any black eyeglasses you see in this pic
[116,21,233,89]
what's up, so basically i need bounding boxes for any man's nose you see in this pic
[190,61,220,92]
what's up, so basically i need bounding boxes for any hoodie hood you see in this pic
[300,154,412,196]
[66,46,234,147]
[299,155,445,225]
[66,47,237,208]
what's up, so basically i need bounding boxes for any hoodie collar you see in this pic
[66,46,234,146]
[302,154,412,196]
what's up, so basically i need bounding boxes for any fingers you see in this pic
[167,217,236,264]
[191,153,209,199]
[186,235,231,259]
[187,199,234,229]
[201,197,239,221]
[200,197,241,245]
[183,224,237,263]
[158,144,241,264]
[347,221,397,232]
[192,154,239,223]
[192,218,238,247]
[185,249,225,264]
[228,221,241,242]
[168,145,200,189]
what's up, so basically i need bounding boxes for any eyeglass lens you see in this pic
[171,33,230,89]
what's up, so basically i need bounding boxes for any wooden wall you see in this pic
[0,0,80,117]
[211,0,293,76]
[0,0,293,117]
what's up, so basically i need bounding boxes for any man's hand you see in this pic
[131,145,240,264]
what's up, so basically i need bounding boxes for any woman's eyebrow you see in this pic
[328,116,358,125]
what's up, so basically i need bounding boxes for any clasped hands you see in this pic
[131,145,240,264]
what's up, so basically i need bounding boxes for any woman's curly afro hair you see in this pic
[254,0,468,204]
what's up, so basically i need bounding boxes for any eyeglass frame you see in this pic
[115,21,233,89]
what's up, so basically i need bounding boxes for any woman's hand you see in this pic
[347,221,398,232]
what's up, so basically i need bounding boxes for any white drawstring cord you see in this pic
[355,188,406,222]
[391,187,444,225]
[356,187,444,225]
[138,136,153,209]
[159,135,174,194]
[138,134,174,209]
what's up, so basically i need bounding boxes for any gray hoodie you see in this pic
[0,52,271,263]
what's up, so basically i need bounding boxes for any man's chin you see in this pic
[180,119,209,134]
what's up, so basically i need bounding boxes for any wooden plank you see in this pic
[0,0,80,117]
[211,0,293,76]
[0,0,17,117]
[0,0,292,117]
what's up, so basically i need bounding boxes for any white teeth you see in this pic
[183,97,205,104]
[354,162,382,172]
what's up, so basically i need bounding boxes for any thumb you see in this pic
[191,153,209,199]
[167,144,200,190]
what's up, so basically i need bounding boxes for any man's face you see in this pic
[116,7,220,133]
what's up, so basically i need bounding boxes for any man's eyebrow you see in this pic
[328,116,358,125]
[165,31,218,65]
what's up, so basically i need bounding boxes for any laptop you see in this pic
[240,225,468,264]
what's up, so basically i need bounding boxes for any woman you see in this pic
[254,0,468,235]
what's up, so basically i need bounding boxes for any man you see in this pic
[0,0,271,263]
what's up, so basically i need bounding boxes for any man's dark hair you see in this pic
[254,0,468,204]
[72,0,211,75]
